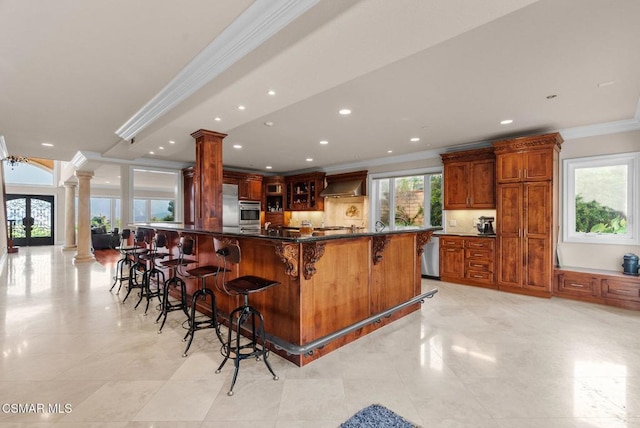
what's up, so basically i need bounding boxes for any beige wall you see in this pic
[558,130,640,271]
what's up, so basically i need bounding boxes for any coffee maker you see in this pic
[476,216,495,235]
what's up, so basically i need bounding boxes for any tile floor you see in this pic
[1,246,640,427]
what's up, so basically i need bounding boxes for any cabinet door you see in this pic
[523,182,552,291]
[443,163,469,209]
[523,149,553,181]
[469,159,495,208]
[440,246,464,279]
[496,152,523,183]
[496,184,523,288]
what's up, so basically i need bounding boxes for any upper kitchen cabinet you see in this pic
[223,170,263,201]
[494,133,562,183]
[264,175,286,226]
[285,172,326,211]
[441,147,495,209]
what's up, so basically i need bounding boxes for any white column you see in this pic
[120,165,131,228]
[74,170,95,263]
[62,181,77,251]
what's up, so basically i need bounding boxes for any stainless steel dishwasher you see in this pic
[421,235,440,279]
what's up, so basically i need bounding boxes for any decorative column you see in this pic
[62,181,77,251]
[74,170,95,263]
[191,129,227,230]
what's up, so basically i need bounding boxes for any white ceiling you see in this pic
[2,0,640,184]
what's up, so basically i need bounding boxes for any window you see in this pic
[133,199,175,222]
[563,152,639,244]
[90,197,120,230]
[4,162,54,186]
[371,169,442,230]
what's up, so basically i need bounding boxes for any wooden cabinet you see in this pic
[223,171,263,201]
[440,236,464,280]
[441,148,495,209]
[182,166,195,227]
[285,172,325,211]
[555,268,640,310]
[440,235,495,288]
[263,176,286,226]
[494,133,562,298]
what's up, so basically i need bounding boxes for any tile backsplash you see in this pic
[444,209,496,234]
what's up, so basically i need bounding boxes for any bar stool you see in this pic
[213,238,280,396]
[181,240,228,357]
[110,229,147,293]
[122,230,150,303]
[135,233,170,315]
[155,236,196,333]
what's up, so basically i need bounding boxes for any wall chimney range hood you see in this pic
[320,179,363,197]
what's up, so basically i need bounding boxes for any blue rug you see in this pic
[341,404,418,427]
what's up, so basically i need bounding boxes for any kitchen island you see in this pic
[137,223,438,366]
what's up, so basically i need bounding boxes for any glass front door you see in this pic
[6,195,55,246]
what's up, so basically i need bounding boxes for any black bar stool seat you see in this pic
[213,238,280,396]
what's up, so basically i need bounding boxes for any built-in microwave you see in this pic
[239,201,261,226]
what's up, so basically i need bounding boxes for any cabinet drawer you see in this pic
[465,249,493,260]
[466,270,494,282]
[464,239,494,250]
[466,259,492,272]
[556,272,597,297]
[441,237,464,248]
[602,279,640,302]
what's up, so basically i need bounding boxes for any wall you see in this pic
[0,162,8,267]
[558,130,640,270]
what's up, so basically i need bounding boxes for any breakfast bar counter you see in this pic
[137,223,438,366]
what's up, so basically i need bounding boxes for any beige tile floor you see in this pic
[1,246,640,427]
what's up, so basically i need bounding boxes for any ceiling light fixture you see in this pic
[410,137,420,142]
[149,151,155,155]
[306,158,313,162]
[387,150,393,153]
[214,117,221,122]
[238,105,246,110]
[233,144,242,149]
[266,166,273,169]
[41,142,54,147]
[500,119,513,125]
[169,140,176,144]
[267,90,276,95]
[319,140,328,145]
[264,121,274,127]
[597,80,615,87]
[339,108,351,115]
[2,155,29,169]
[159,146,164,150]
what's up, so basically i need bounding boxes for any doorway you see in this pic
[6,194,55,246]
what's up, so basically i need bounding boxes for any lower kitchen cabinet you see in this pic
[440,235,496,288]
[555,268,640,310]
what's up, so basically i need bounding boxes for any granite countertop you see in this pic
[134,222,442,243]
[437,232,496,238]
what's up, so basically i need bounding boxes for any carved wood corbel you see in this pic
[416,231,434,256]
[372,235,391,265]
[302,242,325,280]
[274,242,299,278]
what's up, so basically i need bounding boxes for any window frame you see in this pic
[562,151,639,245]
[369,167,443,231]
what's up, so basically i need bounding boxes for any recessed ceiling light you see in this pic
[41,142,54,147]
[266,166,273,169]
[500,119,513,125]
[105,181,110,184]
[387,150,393,153]
[264,121,274,127]
[597,80,615,87]
[267,90,276,96]
[214,117,221,122]
[169,140,176,144]
[319,140,328,145]
[233,144,242,149]
[238,105,246,110]
[410,137,420,142]
[149,151,155,155]
[306,158,313,162]
[159,146,164,150]
[339,108,351,115]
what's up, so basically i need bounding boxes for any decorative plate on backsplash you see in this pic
[344,204,361,219]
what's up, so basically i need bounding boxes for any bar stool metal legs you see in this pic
[216,293,278,396]
[182,275,223,357]
[155,272,188,333]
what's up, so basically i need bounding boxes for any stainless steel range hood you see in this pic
[320,179,363,197]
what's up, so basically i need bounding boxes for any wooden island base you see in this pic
[144,225,437,366]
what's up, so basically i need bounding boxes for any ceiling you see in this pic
[2,0,640,185]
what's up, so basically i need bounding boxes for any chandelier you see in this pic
[2,155,29,169]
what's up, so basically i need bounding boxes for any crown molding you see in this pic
[115,0,320,141]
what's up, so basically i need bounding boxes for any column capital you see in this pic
[74,170,94,179]
[63,180,77,188]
